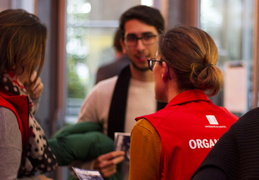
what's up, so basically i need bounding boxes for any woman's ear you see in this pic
[162,61,169,81]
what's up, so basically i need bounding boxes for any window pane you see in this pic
[200,0,254,115]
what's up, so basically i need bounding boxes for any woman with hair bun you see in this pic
[129,26,238,180]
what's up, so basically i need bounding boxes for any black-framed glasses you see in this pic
[147,58,164,71]
[124,33,158,47]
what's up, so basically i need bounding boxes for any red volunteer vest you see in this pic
[0,91,29,148]
[136,89,238,180]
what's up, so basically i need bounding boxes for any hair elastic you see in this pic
[205,64,214,68]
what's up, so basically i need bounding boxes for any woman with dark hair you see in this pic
[129,26,238,180]
[0,9,57,179]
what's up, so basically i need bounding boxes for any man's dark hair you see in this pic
[113,28,123,53]
[119,5,164,37]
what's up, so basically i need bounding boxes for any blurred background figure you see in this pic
[0,9,57,180]
[95,28,130,84]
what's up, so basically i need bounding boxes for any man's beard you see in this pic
[131,61,150,72]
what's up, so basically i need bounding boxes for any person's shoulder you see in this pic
[0,107,19,131]
[95,76,118,87]
[227,107,259,133]
[217,106,239,120]
[244,107,259,115]
[0,106,17,122]
[135,118,156,134]
[0,106,21,143]
[238,107,259,123]
[86,76,118,100]
[90,76,118,96]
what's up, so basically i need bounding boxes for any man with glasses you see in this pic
[76,5,165,179]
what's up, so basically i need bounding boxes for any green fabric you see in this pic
[48,122,114,165]
[48,121,122,180]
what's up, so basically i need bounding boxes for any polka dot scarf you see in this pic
[0,73,58,177]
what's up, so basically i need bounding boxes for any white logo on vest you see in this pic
[206,115,218,125]
[205,115,226,128]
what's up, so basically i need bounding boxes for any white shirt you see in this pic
[77,76,156,134]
